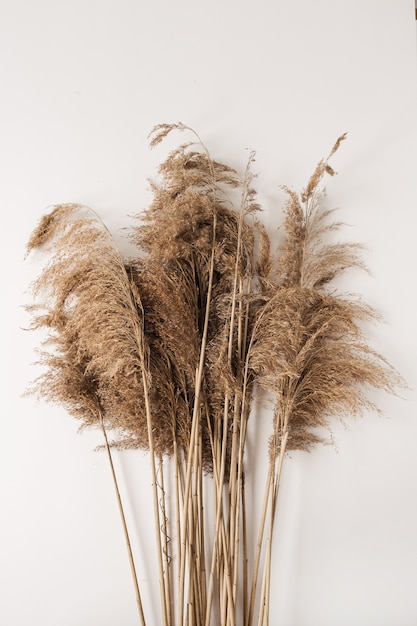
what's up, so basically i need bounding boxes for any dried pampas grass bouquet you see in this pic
[25,123,403,625]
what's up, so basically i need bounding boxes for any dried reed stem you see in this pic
[141,362,170,626]
[246,464,273,626]
[99,411,146,626]
[178,215,217,626]
[158,455,174,626]
[241,474,249,623]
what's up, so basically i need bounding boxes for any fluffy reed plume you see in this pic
[246,135,404,625]
[25,203,157,624]
[25,126,403,626]
[130,124,266,476]
[250,134,402,453]
[128,124,269,625]
[26,205,156,448]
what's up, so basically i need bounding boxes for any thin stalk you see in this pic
[256,432,288,626]
[233,291,252,624]
[242,473,248,625]
[205,404,231,624]
[178,214,217,626]
[230,281,252,617]
[246,465,273,626]
[186,498,197,626]
[206,410,231,625]
[192,413,204,622]
[256,394,291,626]
[99,412,146,626]
[219,504,235,626]
[159,454,173,626]
[205,396,235,626]
[221,190,247,625]
[141,364,169,626]
[117,247,169,623]
[228,399,240,596]
[178,377,202,624]
[187,454,205,626]
[187,443,204,626]
[174,440,184,621]
[256,544,269,626]
[231,400,248,612]
[256,466,275,626]
[223,496,236,624]
[198,433,207,620]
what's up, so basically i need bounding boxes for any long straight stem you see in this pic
[126,267,169,623]
[241,474,248,625]
[197,436,207,620]
[99,413,146,626]
[159,455,173,625]
[174,441,183,621]
[205,396,236,626]
[141,366,170,626]
[178,220,217,626]
[246,465,273,626]
[261,431,289,626]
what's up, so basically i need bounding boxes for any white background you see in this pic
[1,1,417,625]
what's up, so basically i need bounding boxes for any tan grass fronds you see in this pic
[249,138,403,459]
[26,203,164,450]
[25,127,405,626]
[130,125,266,476]
[245,136,404,625]
[134,125,254,272]
[148,122,189,148]
[300,132,347,204]
[25,203,159,623]
[250,287,402,455]
[122,258,200,454]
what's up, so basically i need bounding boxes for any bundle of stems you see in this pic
[25,125,403,625]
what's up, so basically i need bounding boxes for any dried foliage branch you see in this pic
[128,124,268,625]
[25,127,403,626]
[26,204,149,440]
[25,203,153,624]
[246,134,404,624]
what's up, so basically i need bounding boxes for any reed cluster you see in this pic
[26,124,402,625]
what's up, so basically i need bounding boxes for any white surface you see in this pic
[1,1,417,624]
